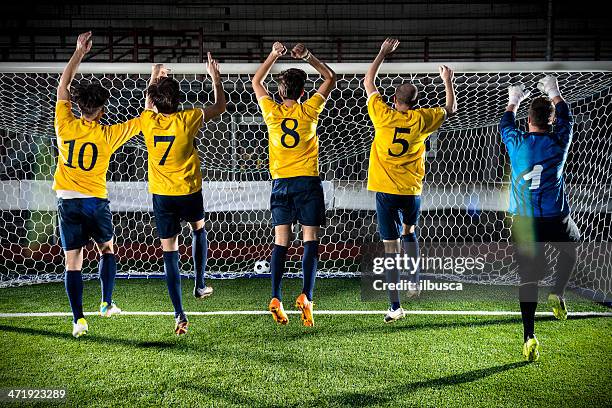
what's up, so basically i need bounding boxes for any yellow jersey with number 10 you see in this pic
[259,93,327,179]
[53,100,142,198]
[140,109,204,196]
[366,92,446,195]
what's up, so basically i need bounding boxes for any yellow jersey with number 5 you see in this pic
[366,92,446,195]
[259,93,326,179]
[53,100,141,198]
[140,109,203,196]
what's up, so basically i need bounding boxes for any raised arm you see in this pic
[291,43,336,98]
[364,38,399,97]
[202,52,227,122]
[57,31,93,101]
[438,65,457,117]
[538,75,573,142]
[538,75,563,106]
[505,84,531,114]
[500,84,530,141]
[251,42,287,100]
[145,64,169,110]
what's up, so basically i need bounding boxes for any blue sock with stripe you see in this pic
[401,232,420,284]
[192,228,208,290]
[384,253,401,311]
[163,251,184,317]
[65,270,84,323]
[271,244,288,301]
[99,253,117,304]
[302,241,318,301]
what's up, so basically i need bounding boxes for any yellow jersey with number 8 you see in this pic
[259,93,326,179]
[140,109,203,196]
[53,100,141,198]
[367,93,446,195]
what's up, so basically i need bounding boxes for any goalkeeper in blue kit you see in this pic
[500,75,581,362]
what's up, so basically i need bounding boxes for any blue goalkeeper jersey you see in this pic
[499,101,573,218]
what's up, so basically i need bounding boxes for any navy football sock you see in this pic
[384,253,401,310]
[270,244,288,301]
[99,253,117,304]
[519,283,539,341]
[401,232,419,284]
[65,270,84,323]
[520,301,538,342]
[301,241,319,301]
[192,228,208,290]
[552,245,577,296]
[163,251,184,317]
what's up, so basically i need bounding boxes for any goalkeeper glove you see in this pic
[507,84,531,106]
[537,75,561,98]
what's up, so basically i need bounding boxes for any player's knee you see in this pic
[402,224,416,235]
[97,241,114,255]
[383,239,400,253]
[190,219,205,231]
[302,226,319,242]
[275,235,291,247]
[274,224,292,246]
[161,236,179,252]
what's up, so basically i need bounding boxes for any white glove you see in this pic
[537,75,560,98]
[507,84,531,106]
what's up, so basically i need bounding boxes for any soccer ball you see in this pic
[254,260,270,274]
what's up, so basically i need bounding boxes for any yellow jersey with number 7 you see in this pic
[367,92,446,195]
[140,109,204,196]
[53,100,141,198]
[259,93,327,179]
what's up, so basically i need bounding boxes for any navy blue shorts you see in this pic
[376,193,421,240]
[270,176,325,227]
[58,197,114,251]
[152,190,205,239]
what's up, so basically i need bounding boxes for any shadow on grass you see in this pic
[0,324,179,350]
[304,361,531,407]
[274,313,608,341]
[173,361,529,407]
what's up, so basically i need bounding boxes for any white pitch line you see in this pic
[0,311,610,318]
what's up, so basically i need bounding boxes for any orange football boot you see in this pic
[295,293,314,327]
[268,297,289,325]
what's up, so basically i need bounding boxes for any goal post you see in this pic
[0,61,610,303]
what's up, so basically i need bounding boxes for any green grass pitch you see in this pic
[0,278,610,407]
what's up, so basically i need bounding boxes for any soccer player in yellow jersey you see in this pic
[142,53,226,335]
[252,42,336,327]
[364,39,457,323]
[54,32,142,337]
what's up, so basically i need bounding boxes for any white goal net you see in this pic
[0,62,610,302]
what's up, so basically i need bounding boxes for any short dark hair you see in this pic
[278,68,307,100]
[395,83,418,107]
[146,77,181,114]
[528,96,554,129]
[72,82,110,117]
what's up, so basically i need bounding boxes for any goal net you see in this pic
[0,62,610,302]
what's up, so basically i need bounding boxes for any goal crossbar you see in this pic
[0,61,610,74]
